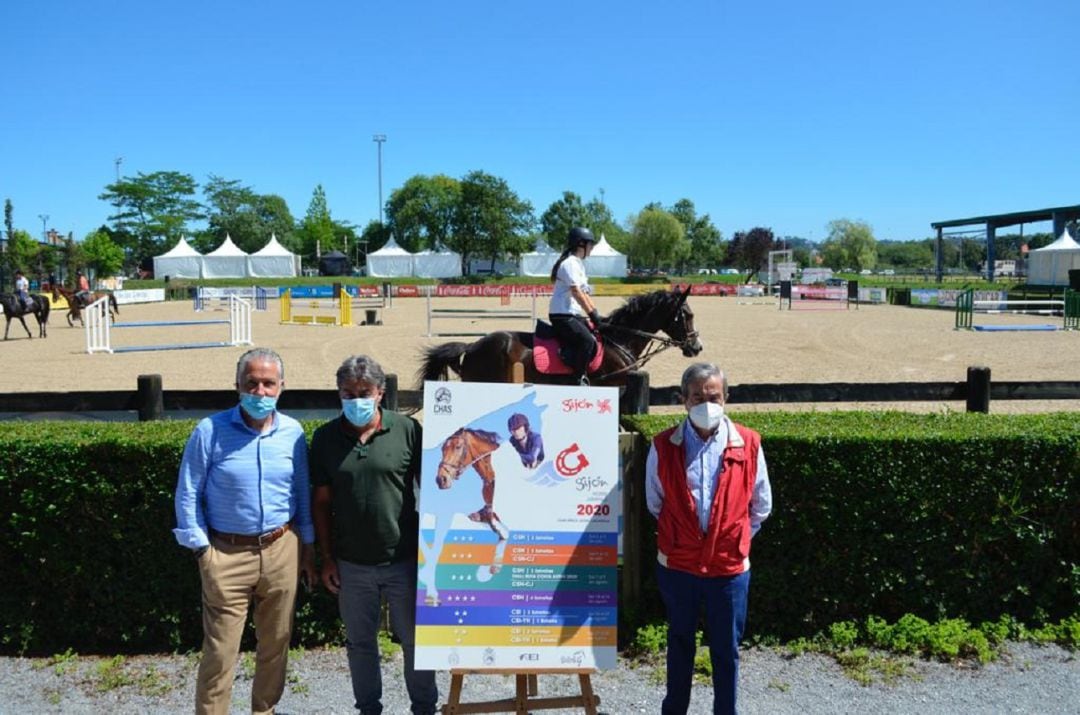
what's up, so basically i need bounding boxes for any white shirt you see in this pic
[549,256,590,317]
[14,276,28,292]
[645,416,772,536]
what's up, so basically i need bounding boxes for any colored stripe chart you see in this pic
[416,381,620,670]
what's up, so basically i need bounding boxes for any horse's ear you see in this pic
[676,284,691,307]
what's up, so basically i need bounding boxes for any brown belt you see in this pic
[211,522,291,548]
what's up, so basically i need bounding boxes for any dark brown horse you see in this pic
[0,293,50,339]
[416,287,703,388]
[52,285,119,326]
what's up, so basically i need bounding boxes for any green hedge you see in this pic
[2,414,1078,654]
[621,411,1080,639]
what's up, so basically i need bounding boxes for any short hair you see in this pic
[508,413,530,431]
[680,362,728,400]
[235,347,284,386]
[336,354,386,390]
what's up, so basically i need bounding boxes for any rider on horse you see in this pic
[76,270,91,304]
[549,227,603,385]
[13,270,31,310]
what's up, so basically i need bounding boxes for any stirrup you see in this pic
[577,374,590,386]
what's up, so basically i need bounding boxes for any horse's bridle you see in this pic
[437,432,488,479]
[594,307,700,381]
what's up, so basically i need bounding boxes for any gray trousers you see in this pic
[337,557,438,715]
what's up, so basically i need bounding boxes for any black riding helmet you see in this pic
[566,226,596,251]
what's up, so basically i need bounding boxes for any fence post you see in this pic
[621,371,650,414]
[966,366,991,413]
[382,373,398,411]
[137,374,164,421]
[619,431,645,614]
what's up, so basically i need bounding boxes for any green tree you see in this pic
[385,174,461,252]
[820,219,877,272]
[6,229,40,274]
[540,192,589,248]
[877,240,934,270]
[583,197,629,253]
[81,229,126,277]
[627,208,687,270]
[98,171,205,265]
[451,171,534,274]
[201,176,297,254]
[296,185,338,262]
[60,236,87,285]
[727,227,776,282]
[669,199,724,272]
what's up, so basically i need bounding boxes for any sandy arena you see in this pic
[1,294,1077,414]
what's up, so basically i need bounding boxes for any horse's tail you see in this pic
[416,342,469,387]
[37,295,50,322]
[109,293,119,314]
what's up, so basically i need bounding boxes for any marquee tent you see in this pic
[1026,228,1080,286]
[365,238,414,277]
[248,234,300,277]
[413,245,462,278]
[519,238,561,277]
[585,233,627,277]
[201,234,250,278]
[319,250,350,276]
[152,236,203,279]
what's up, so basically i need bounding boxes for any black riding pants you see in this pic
[549,314,597,375]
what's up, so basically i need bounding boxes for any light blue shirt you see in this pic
[173,406,315,550]
[646,416,772,536]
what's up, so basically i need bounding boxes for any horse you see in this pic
[0,293,50,339]
[52,285,119,326]
[420,427,508,606]
[416,287,704,388]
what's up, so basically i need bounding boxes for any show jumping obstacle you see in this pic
[279,286,352,326]
[955,288,1080,331]
[86,295,253,354]
[779,280,859,310]
[425,292,536,337]
[194,286,268,312]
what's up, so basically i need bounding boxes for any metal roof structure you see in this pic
[930,204,1080,281]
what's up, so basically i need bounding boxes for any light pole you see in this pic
[37,214,49,243]
[115,156,123,183]
[373,134,386,224]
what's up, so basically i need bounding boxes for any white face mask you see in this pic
[688,401,724,431]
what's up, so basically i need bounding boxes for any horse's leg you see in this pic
[17,315,31,339]
[3,316,9,340]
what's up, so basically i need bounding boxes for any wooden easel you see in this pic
[441,669,599,714]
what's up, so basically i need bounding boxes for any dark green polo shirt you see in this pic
[309,410,421,566]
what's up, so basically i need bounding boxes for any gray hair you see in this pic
[680,362,728,399]
[336,354,386,390]
[235,347,284,386]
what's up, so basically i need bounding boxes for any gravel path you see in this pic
[1,642,1076,714]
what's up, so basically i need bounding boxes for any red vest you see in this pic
[653,419,761,577]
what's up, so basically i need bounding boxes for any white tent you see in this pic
[519,238,561,277]
[1026,228,1080,286]
[248,234,301,277]
[585,233,628,277]
[412,245,462,278]
[152,236,203,279]
[365,238,415,277]
[201,234,250,278]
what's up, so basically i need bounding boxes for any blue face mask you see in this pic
[239,393,277,420]
[342,397,377,427]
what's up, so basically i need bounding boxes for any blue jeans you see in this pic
[337,558,438,715]
[656,563,750,715]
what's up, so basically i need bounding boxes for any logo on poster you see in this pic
[555,443,590,477]
[434,387,453,414]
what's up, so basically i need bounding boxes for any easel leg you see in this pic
[442,673,465,715]
[514,674,528,713]
[579,673,598,715]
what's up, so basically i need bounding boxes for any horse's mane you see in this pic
[605,290,679,326]
[466,428,502,446]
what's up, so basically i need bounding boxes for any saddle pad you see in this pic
[533,334,605,375]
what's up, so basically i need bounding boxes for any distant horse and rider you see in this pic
[0,293,51,339]
[416,286,703,388]
[51,285,119,326]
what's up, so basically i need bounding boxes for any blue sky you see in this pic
[3,1,1077,245]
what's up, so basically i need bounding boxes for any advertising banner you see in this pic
[434,285,553,297]
[416,381,620,671]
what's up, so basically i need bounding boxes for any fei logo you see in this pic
[555,443,590,477]
[433,387,452,414]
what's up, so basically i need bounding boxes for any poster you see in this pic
[415,381,620,671]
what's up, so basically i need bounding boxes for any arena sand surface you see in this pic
[1,294,1077,413]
